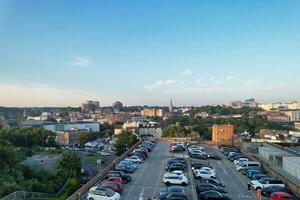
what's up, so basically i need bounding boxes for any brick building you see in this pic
[212,124,234,147]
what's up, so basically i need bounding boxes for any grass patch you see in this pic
[85,155,103,161]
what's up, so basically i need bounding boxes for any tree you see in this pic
[114,130,138,156]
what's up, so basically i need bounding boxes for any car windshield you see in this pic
[105,188,115,197]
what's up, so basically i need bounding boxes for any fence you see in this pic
[0,178,69,200]
[240,142,300,196]
[0,191,55,200]
[66,140,142,200]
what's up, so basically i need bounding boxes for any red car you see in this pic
[270,192,297,200]
[105,177,123,185]
[100,181,123,193]
[170,142,176,149]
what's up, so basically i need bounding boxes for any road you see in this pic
[202,145,260,200]
[122,141,196,200]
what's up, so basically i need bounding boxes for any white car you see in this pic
[194,169,216,179]
[188,147,204,153]
[98,151,111,156]
[162,173,189,186]
[250,177,285,190]
[165,170,184,177]
[234,158,248,165]
[125,156,143,164]
[198,167,216,176]
[87,186,121,200]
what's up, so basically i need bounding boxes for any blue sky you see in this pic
[0,0,300,106]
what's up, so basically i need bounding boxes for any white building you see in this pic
[139,126,162,138]
[43,122,100,132]
[284,110,300,122]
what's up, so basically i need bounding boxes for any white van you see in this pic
[235,161,261,171]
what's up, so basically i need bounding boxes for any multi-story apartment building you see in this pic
[106,113,133,124]
[266,111,290,123]
[81,100,100,113]
[141,108,163,117]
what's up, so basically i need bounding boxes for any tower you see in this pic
[169,99,174,113]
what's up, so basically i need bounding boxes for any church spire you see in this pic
[169,99,174,112]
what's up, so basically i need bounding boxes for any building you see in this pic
[81,100,100,113]
[259,103,286,111]
[56,130,82,146]
[284,110,300,122]
[231,101,244,108]
[212,124,234,147]
[266,111,290,123]
[112,101,124,112]
[139,124,162,138]
[43,121,100,132]
[106,113,133,124]
[287,102,300,110]
[294,122,300,130]
[244,98,258,108]
[141,108,163,117]
[195,112,209,118]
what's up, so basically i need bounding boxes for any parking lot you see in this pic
[81,141,274,200]
[121,141,196,200]
[201,145,259,200]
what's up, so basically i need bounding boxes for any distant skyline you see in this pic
[1,0,300,106]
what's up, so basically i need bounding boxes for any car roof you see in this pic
[164,173,180,178]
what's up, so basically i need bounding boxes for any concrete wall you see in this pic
[283,157,300,181]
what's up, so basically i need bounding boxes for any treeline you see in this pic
[0,128,81,198]
[161,115,293,139]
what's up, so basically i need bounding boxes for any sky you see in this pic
[0,0,300,107]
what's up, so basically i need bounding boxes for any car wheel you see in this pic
[89,198,94,200]
[256,187,261,191]
[182,182,187,186]
[166,182,170,186]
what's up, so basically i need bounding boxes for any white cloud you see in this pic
[69,56,90,67]
[180,69,193,76]
[209,77,216,81]
[0,83,107,107]
[144,80,178,91]
[225,75,235,80]
[244,78,263,87]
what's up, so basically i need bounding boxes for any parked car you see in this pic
[166,163,186,172]
[196,183,227,194]
[207,154,221,160]
[105,177,123,185]
[170,146,185,153]
[115,164,134,174]
[165,192,189,200]
[251,174,268,181]
[87,186,121,200]
[100,181,123,193]
[233,158,248,165]
[162,173,189,186]
[261,186,289,197]
[250,177,285,190]
[246,169,264,179]
[190,152,208,160]
[194,169,216,179]
[105,171,131,183]
[199,178,225,187]
[270,192,299,200]
[159,186,187,200]
[169,157,187,165]
[236,161,261,172]
[199,190,231,200]
[124,157,143,164]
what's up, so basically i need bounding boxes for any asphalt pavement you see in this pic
[202,145,260,200]
[121,141,196,200]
